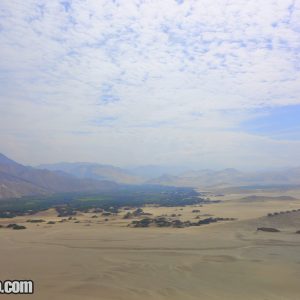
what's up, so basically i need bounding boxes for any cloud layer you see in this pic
[1,0,300,169]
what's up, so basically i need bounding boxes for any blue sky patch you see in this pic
[241,105,300,140]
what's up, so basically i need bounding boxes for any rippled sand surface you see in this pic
[1,189,300,300]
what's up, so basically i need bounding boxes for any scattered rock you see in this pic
[102,212,111,216]
[123,212,133,219]
[7,224,26,230]
[26,219,45,223]
[257,227,280,232]
[133,218,152,227]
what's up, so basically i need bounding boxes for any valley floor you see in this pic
[1,188,300,300]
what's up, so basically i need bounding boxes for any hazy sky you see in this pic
[1,0,300,169]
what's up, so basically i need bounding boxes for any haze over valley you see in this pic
[2,152,300,200]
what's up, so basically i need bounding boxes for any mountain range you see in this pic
[0,153,117,199]
[147,167,300,188]
[38,162,300,188]
[1,152,300,199]
[38,162,143,184]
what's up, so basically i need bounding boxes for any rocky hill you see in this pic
[0,153,117,199]
[38,162,143,184]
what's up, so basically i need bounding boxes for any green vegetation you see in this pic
[7,223,27,230]
[131,216,237,228]
[123,212,132,219]
[257,227,280,232]
[267,208,300,217]
[55,206,77,217]
[26,219,46,223]
[0,186,204,218]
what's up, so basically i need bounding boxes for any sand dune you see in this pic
[1,190,300,299]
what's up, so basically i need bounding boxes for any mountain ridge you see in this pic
[3,152,300,199]
[38,162,143,184]
[40,161,300,188]
[0,153,118,199]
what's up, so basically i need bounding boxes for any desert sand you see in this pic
[1,188,300,300]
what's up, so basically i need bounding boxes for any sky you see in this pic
[0,0,300,170]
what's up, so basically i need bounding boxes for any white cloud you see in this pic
[0,0,300,168]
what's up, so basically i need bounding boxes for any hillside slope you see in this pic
[39,162,143,184]
[0,153,117,199]
[148,168,300,188]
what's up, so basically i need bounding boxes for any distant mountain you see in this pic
[0,153,118,199]
[128,165,189,179]
[0,153,18,165]
[3,152,300,197]
[38,160,300,188]
[38,162,143,184]
[148,167,300,188]
[148,168,243,187]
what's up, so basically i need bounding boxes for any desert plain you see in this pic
[1,187,300,300]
